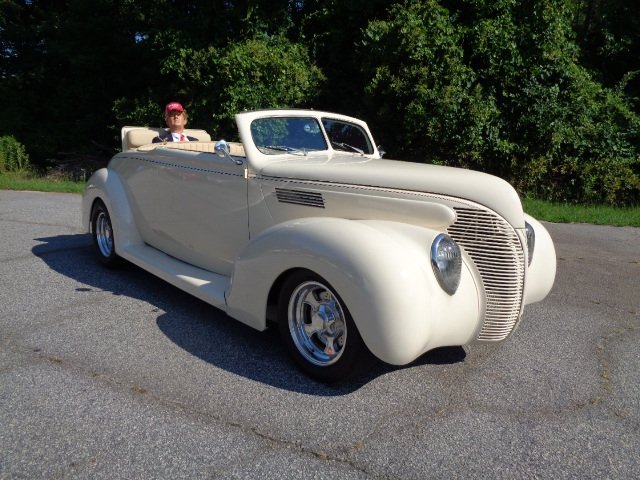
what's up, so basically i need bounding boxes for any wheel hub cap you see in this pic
[288,281,347,366]
[95,212,113,257]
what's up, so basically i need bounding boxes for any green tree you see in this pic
[574,0,640,100]
[361,0,640,205]
[155,35,325,137]
[1,0,638,205]
[361,0,499,165]
[1,1,156,160]
[111,1,321,136]
[298,0,393,115]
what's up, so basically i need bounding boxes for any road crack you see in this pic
[594,323,639,414]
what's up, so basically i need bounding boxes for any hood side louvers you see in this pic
[275,188,325,208]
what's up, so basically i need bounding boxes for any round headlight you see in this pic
[525,221,535,266]
[431,234,462,295]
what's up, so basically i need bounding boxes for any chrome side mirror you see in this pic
[214,140,243,165]
[377,145,386,158]
[215,140,230,157]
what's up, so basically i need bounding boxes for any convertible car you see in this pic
[82,109,556,381]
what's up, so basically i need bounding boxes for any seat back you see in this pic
[121,126,212,150]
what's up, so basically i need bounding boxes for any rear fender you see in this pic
[82,168,142,251]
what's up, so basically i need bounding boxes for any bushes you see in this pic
[361,0,640,206]
[0,136,31,173]
[2,0,639,206]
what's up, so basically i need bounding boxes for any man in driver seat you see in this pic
[153,102,199,143]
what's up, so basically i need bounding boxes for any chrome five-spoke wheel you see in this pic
[288,280,347,367]
[278,270,373,382]
[95,210,114,258]
[90,200,120,267]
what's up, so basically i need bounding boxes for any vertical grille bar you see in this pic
[447,207,526,341]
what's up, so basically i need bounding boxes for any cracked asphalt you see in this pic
[1,189,638,479]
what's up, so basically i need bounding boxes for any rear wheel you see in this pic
[278,270,374,382]
[90,200,120,267]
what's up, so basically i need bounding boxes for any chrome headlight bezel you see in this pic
[525,221,535,266]
[431,234,462,295]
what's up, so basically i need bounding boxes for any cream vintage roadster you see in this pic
[82,109,556,381]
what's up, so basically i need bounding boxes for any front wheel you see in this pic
[278,270,374,382]
[90,200,120,267]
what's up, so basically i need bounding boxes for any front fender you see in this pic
[226,217,481,365]
[524,214,556,305]
[82,168,142,252]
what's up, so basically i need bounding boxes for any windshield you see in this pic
[322,118,374,154]
[249,115,375,156]
[250,117,327,155]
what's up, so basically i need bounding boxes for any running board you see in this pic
[121,243,230,309]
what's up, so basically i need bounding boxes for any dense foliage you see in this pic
[0,0,638,205]
[0,135,30,172]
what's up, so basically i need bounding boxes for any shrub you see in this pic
[0,136,31,173]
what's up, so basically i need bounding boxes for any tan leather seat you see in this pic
[122,127,211,150]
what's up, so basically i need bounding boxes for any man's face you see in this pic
[165,110,186,132]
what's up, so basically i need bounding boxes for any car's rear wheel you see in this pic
[278,270,374,382]
[91,200,120,267]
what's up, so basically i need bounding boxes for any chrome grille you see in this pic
[275,188,325,208]
[447,207,525,341]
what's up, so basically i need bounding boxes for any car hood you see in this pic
[258,154,524,228]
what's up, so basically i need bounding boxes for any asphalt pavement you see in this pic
[0,189,638,479]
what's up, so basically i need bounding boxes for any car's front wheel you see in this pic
[278,270,373,382]
[90,200,120,267]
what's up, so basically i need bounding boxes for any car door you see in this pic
[124,149,248,276]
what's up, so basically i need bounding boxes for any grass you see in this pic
[1,171,638,227]
[522,197,640,227]
[0,171,85,194]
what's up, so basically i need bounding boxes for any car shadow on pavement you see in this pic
[33,234,466,395]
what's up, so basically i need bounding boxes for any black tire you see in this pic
[90,200,120,267]
[277,270,375,382]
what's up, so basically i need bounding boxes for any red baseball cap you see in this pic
[165,102,185,114]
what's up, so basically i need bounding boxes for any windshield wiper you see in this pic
[263,145,305,155]
[331,141,364,154]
